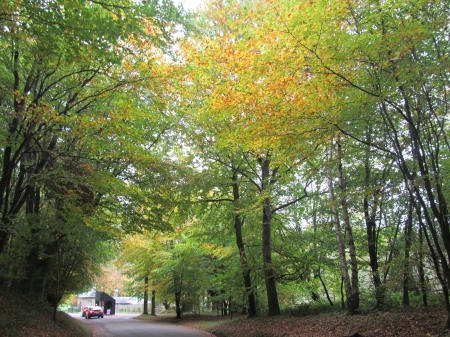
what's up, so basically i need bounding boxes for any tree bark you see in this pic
[175,291,181,319]
[53,237,61,321]
[418,227,427,306]
[402,202,413,307]
[363,137,384,310]
[336,140,359,314]
[174,272,183,319]
[259,156,280,316]
[379,83,450,326]
[151,289,156,316]
[318,267,333,306]
[232,171,257,317]
[144,275,149,315]
[328,140,359,315]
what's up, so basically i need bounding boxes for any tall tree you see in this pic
[0,0,186,305]
[177,0,326,316]
[280,0,450,325]
[327,139,359,314]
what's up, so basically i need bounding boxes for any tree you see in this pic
[0,0,186,306]
[326,138,359,314]
[280,0,450,325]
[144,275,150,315]
[177,0,330,316]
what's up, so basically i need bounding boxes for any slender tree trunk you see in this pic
[241,293,247,315]
[363,137,384,310]
[151,289,156,316]
[232,171,257,317]
[144,275,149,315]
[336,140,359,313]
[38,240,60,303]
[408,183,448,316]
[175,291,181,319]
[259,157,280,316]
[328,140,358,315]
[53,237,61,321]
[379,88,450,326]
[174,273,182,319]
[366,212,384,310]
[402,202,413,307]
[222,300,228,316]
[318,267,333,306]
[418,227,428,306]
[22,183,40,297]
[0,45,21,256]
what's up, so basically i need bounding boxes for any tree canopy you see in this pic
[1,0,450,329]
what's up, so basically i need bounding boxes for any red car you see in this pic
[81,306,90,317]
[85,306,104,319]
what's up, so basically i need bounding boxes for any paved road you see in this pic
[68,313,214,337]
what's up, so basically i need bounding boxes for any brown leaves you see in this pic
[0,290,88,337]
[204,306,450,337]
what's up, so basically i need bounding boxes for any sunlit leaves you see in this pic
[178,0,342,160]
[0,0,189,302]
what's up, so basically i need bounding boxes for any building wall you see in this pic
[115,304,145,313]
[77,298,95,311]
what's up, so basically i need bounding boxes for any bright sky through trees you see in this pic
[178,0,205,11]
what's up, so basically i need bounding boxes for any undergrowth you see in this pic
[0,290,91,337]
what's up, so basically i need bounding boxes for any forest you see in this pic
[0,0,449,330]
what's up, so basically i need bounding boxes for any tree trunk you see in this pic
[402,202,413,307]
[151,289,156,316]
[174,273,183,319]
[21,183,41,297]
[418,227,427,306]
[379,84,450,326]
[327,140,358,315]
[229,296,233,320]
[144,276,149,315]
[175,291,181,319]
[232,171,257,317]
[38,240,61,303]
[363,137,384,310]
[222,300,228,316]
[53,237,61,321]
[318,267,333,306]
[336,140,359,314]
[259,156,280,316]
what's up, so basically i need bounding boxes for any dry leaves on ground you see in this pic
[154,306,450,337]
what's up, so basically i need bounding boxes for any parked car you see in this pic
[85,306,104,319]
[81,306,90,317]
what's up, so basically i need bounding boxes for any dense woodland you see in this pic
[1,0,449,330]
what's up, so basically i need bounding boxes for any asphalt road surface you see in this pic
[68,313,215,337]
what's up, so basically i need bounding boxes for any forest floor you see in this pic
[0,290,91,337]
[141,306,450,337]
[1,288,449,337]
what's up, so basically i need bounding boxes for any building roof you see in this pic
[77,290,149,305]
[78,289,96,298]
[114,297,149,305]
[96,291,115,302]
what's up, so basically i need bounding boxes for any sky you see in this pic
[177,0,205,11]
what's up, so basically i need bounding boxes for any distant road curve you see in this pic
[68,313,215,337]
